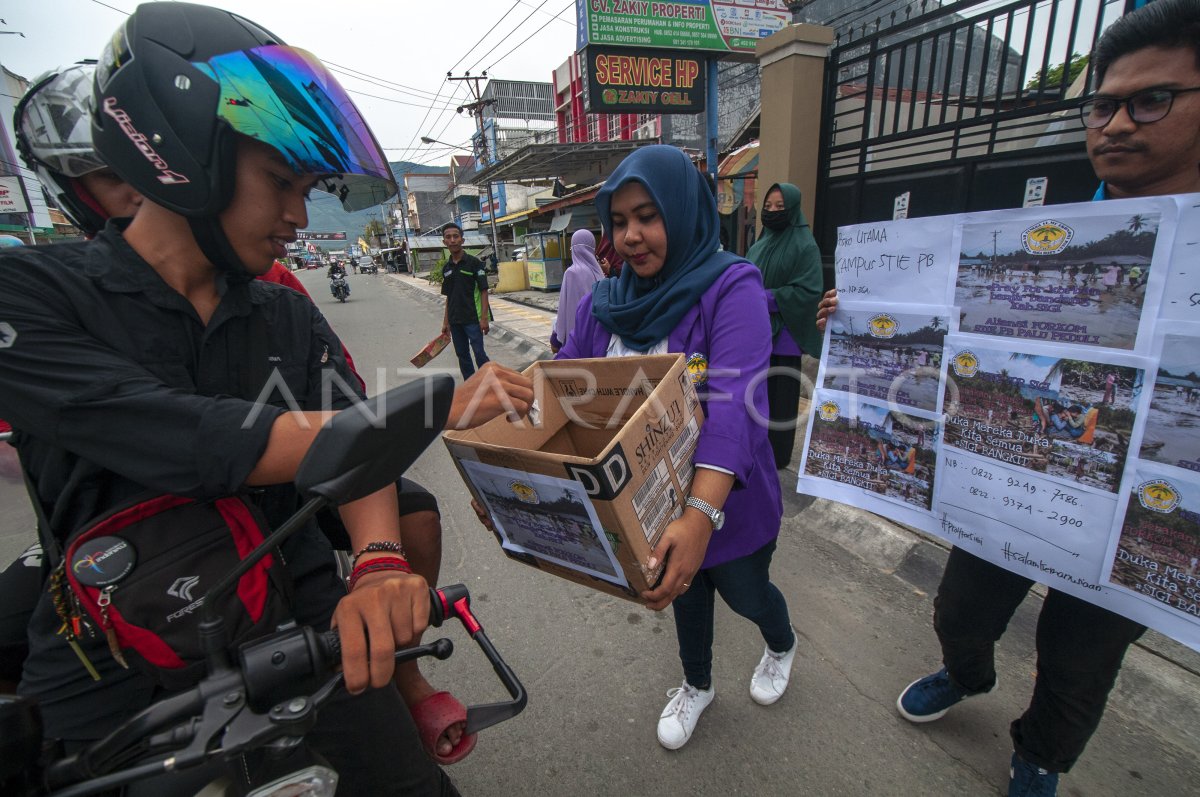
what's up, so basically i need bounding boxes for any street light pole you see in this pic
[420,133,501,264]
[446,72,504,266]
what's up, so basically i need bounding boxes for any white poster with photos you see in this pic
[797,195,1200,651]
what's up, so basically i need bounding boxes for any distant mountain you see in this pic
[303,161,449,249]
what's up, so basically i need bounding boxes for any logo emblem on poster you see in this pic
[509,481,540,504]
[1137,479,1180,514]
[817,400,840,422]
[1021,220,1073,255]
[686,352,708,386]
[951,350,980,377]
[868,314,899,338]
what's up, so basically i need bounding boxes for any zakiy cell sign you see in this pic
[582,45,705,114]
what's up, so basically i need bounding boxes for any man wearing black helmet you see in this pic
[0,3,532,793]
[9,57,483,766]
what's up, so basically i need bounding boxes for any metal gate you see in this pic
[814,0,1140,256]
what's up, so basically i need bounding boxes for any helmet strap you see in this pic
[187,216,255,284]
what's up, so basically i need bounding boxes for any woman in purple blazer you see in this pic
[557,145,796,750]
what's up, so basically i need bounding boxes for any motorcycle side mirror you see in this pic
[295,376,454,505]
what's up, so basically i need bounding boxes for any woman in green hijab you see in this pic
[745,183,824,469]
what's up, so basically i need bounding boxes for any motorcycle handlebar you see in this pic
[310,584,467,669]
[45,584,526,795]
[302,584,526,734]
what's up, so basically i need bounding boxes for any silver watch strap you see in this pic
[686,496,720,523]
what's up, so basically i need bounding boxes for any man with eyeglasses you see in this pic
[892,1,1200,796]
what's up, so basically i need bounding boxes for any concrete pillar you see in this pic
[756,24,835,224]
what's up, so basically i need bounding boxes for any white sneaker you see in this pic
[750,641,797,705]
[656,681,715,750]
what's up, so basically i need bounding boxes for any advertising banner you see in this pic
[581,45,706,113]
[798,194,1200,651]
[0,176,29,214]
[576,0,789,54]
[296,231,347,241]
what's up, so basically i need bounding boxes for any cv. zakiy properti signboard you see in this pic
[575,0,789,54]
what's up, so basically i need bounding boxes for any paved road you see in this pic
[1,267,1196,796]
[302,269,1200,797]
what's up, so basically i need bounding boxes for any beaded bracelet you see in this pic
[353,540,406,565]
[348,555,413,591]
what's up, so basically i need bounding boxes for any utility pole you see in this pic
[448,71,501,265]
[396,197,412,273]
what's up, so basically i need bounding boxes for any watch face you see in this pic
[712,510,725,531]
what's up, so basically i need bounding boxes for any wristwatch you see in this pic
[685,496,725,531]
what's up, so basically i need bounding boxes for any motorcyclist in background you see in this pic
[328,258,349,298]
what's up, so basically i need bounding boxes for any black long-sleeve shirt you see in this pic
[0,222,361,740]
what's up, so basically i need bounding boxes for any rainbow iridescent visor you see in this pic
[196,45,397,211]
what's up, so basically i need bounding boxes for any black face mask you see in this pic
[761,208,790,231]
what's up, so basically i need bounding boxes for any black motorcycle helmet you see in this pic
[91,2,396,273]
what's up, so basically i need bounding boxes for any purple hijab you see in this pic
[554,229,605,345]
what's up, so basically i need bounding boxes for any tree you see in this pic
[363,218,384,241]
[1027,53,1089,90]
[1127,215,1147,234]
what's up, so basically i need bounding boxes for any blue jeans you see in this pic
[449,322,489,379]
[672,540,794,689]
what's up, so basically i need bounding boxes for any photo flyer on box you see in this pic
[822,301,954,413]
[458,459,629,589]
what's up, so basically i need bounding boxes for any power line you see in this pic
[517,0,576,27]
[449,0,524,73]
[486,0,576,73]
[88,0,129,15]
[345,86,465,111]
[324,62,447,101]
[468,0,559,74]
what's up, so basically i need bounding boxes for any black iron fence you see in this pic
[814,0,1139,254]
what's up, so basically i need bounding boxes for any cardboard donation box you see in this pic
[443,354,703,601]
[409,332,452,368]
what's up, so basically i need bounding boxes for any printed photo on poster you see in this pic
[459,460,628,588]
[943,344,1143,493]
[955,209,1162,350]
[1108,464,1200,619]
[1141,332,1200,472]
[823,303,951,412]
[804,395,938,510]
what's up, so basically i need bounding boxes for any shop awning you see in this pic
[492,208,537,226]
[470,140,654,187]
[716,142,759,215]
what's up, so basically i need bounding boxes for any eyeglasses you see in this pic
[1078,86,1200,129]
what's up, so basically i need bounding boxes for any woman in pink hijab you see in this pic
[552,229,606,352]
